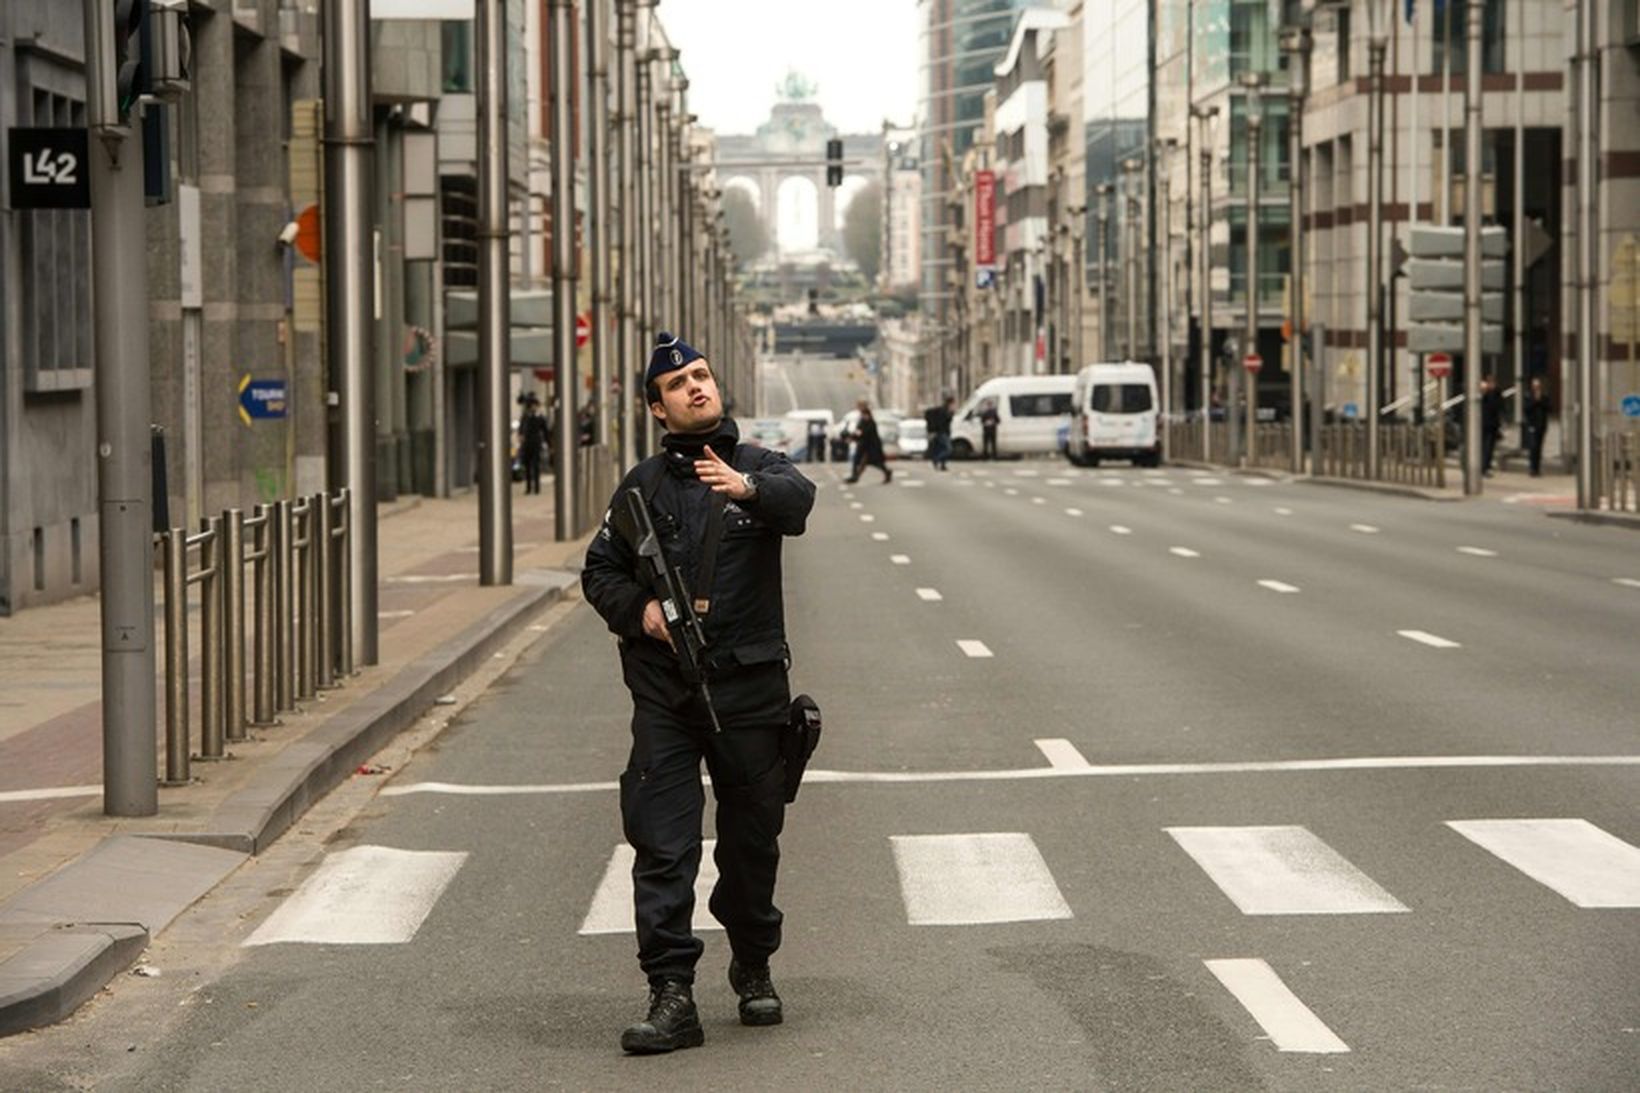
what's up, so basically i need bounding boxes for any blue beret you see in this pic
[646,332,705,386]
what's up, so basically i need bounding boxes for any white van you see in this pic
[1066,362,1160,467]
[950,374,1076,459]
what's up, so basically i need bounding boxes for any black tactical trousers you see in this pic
[619,657,789,986]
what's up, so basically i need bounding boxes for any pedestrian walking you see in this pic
[517,394,549,494]
[843,401,892,484]
[1523,375,1552,477]
[1480,374,1503,477]
[582,331,817,1055]
[979,397,1001,460]
[925,395,954,470]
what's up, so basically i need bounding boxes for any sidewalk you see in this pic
[1168,455,1579,505]
[0,486,591,1035]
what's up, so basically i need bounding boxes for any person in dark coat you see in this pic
[925,395,954,470]
[843,401,892,484]
[1523,375,1552,477]
[517,395,549,494]
[1480,374,1503,477]
[979,397,1001,459]
[582,331,816,1055]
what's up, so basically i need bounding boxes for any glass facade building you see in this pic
[917,0,1029,330]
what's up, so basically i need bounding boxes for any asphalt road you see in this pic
[3,459,1637,1092]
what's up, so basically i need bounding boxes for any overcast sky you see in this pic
[658,1,919,136]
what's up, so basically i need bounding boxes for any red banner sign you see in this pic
[974,171,996,269]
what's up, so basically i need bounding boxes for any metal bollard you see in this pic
[293,498,314,701]
[197,518,224,759]
[161,528,190,785]
[315,491,335,689]
[248,505,275,725]
[333,490,353,678]
[223,508,247,742]
[273,499,295,712]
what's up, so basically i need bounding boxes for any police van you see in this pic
[950,374,1076,459]
[1065,362,1160,467]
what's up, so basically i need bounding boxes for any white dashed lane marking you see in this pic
[1398,630,1461,649]
[1034,738,1092,770]
[1457,546,1498,557]
[871,532,889,541]
[849,501,863,509]
[915,588,943,601]
[956,639,993,658]
[890,554,911,565]
[1257,580,1301,594]
[1064,507,1084,517]
[1205,959,1351,1054]
[1273,507,1293,516]
[1110,525,1133,535]
[1170,547,1201,558]
[1005,488,1020,496]
[1614,578,1640,590]
[1215,496,1233,505]
[860,514,876,523]
[1350,524,1380,534]
[1031,496,1046,505]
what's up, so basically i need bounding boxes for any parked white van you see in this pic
[1065,362,1160,467]
[950,374,1077,459]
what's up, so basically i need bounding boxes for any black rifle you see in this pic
[621,486,723,733]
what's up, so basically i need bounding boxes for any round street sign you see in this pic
[1243,353,1263,374]
[1428,351,1452,379]
[575,313,590,350]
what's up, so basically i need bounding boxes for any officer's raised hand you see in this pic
[694,444,756,501]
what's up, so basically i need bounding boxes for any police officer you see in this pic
[582,331,816,1054]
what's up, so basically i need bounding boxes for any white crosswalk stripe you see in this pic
[890,833,1072,925]
[580,841,723,935]
[1445,819,1640,908]
[1166,825,1409,915]
[244,846,468,946]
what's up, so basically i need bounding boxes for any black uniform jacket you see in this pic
[582,418,816,693]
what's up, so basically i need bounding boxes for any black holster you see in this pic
[782,694,822,802]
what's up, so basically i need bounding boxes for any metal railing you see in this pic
[1316,423,1446,488]
[1592,430,1639,514]
[158,489,353,785]
[1247,423,1295,471]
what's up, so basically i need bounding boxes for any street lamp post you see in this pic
[1461,0,1486,496]
[477,0,513,574]
[615,0,638,469]
[587,0,613,453]
[1095,183,1112,361]
[1121,157,1143,360]
[1281,25,1311,474]
[1240,72,1263,469]
[548,0,578,538]
[1156,140,1177,460]
[1192,104,1219,462]
[1573,0,1598,506]
[1366,5,1388,480]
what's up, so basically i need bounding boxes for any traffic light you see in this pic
[825,138,843,187]
[115,0,151,124]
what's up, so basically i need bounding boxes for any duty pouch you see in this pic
[782,694,822,803]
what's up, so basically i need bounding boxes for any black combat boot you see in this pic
[620,978,704,1054]
[728,959,783,1026]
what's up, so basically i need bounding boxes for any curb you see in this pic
[1545,509,1640,531]
[0,568,575,1037]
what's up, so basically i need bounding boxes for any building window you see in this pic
[1432,0,1505,75]
[442,21,473,93]
[1336,8,1352,82]
[20,90,92,390]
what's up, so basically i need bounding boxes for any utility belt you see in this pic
[702,638,790,675]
